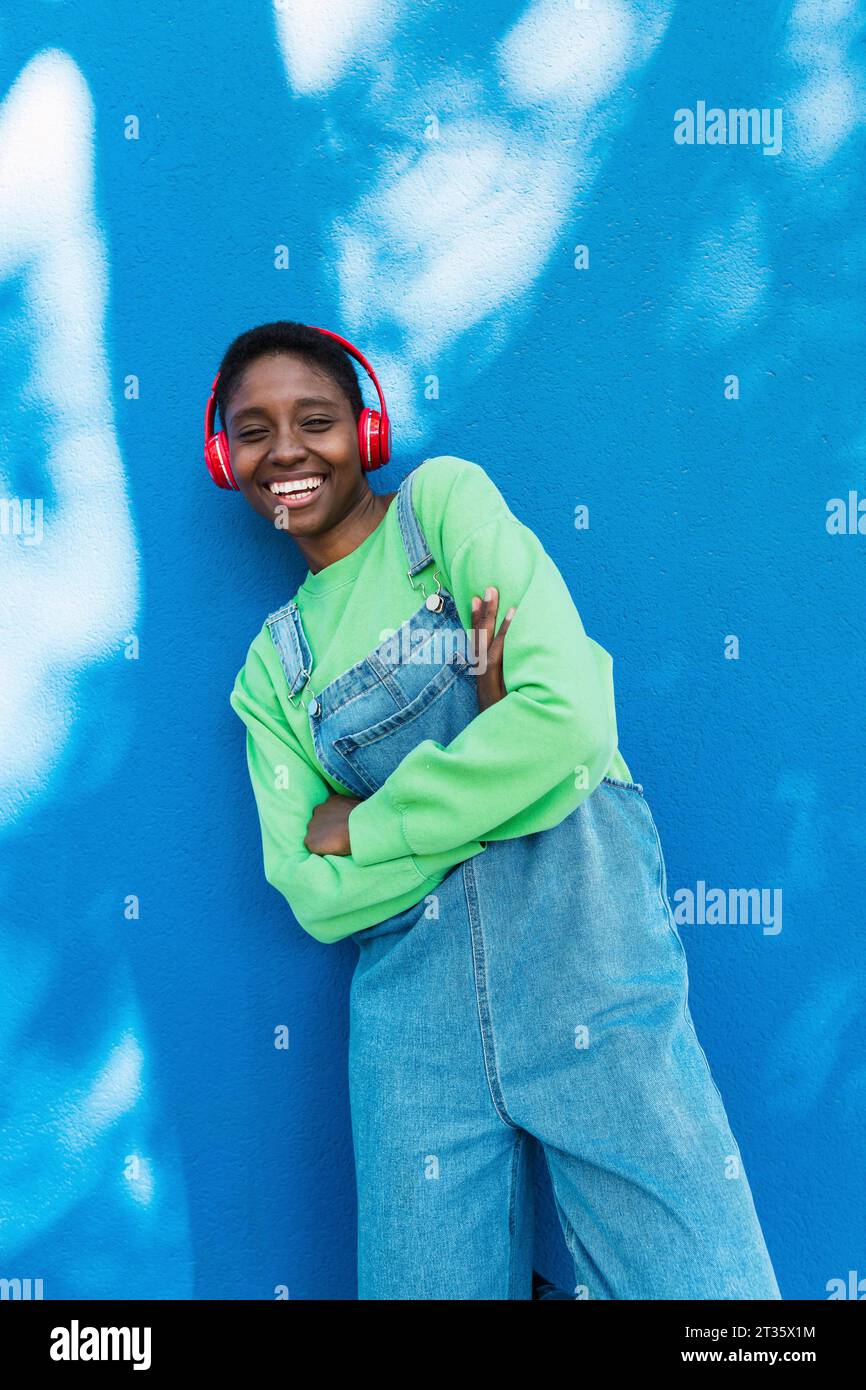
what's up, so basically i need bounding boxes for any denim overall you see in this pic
[268,467,782,1301]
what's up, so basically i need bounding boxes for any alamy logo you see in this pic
[673,880,782,936]
[674,101,783,156]
[0,1276,43,1299]
[50,1320,151,1370]
[377,622,489,672]
[0,496,43,545]
[826,1270,866,1299]
[826,491,866,534]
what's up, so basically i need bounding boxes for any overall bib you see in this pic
[268,467,782,1301]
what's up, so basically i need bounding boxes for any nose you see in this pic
[266,418,307,466]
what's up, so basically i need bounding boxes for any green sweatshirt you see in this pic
[229,455,632,944]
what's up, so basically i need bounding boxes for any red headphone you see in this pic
[204,325,392,489]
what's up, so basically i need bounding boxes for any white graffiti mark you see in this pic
[272,0,673,440]
[0,49,139,823]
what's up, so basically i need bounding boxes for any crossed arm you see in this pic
[231,457,618,941]
[304,588,514,855]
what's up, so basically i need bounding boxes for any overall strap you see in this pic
[265,598,313,703]
[396,463,435,577]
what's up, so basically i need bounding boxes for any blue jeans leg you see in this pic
[349,880,535,1300]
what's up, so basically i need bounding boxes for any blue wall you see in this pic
[2,0,864,1300]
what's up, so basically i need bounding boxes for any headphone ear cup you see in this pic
[358,408,390,471]
[358,407,376,470]
[205,430,240,489]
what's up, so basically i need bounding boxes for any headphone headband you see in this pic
[307,325,390,428]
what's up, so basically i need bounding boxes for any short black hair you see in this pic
[214,320,365,432]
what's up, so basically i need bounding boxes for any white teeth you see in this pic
[268,476,324,496]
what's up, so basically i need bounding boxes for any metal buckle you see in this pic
[286,669,311,707]
[408,567,444,613]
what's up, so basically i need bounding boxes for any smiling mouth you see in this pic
[262,474,327,507]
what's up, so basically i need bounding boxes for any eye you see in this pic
[238,428,267,441]
[303,417,332,429]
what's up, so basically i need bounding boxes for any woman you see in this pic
[219,320,781,1301]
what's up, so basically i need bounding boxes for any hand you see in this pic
[470,586,516,714]
[305,791,364,856]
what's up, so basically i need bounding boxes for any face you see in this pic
[224,353,363,533]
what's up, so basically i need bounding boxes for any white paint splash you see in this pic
[0,50,139,822]
[272,0,401,95]
[664,199,771,342]
[59,1030,145,1155]
[782,0,866,168]
[497,0,639,109]
[271,1,671,438]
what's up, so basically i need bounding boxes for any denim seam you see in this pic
[601,774,645,794]
[265,599,296,626]
[462,856,520,1131]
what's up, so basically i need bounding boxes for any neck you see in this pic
[295,488,397,575]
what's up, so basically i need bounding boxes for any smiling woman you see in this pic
[213,320,781,1304]
[208,324,398,567]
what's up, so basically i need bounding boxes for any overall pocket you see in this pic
[598,776,683,948]
[314,591,480,796]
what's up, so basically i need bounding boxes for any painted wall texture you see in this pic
[1,0,864,1300]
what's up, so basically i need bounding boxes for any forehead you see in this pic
[228,354,340,413]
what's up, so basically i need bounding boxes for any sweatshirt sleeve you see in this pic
[229,640,486,944]
[347,456,618,867]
